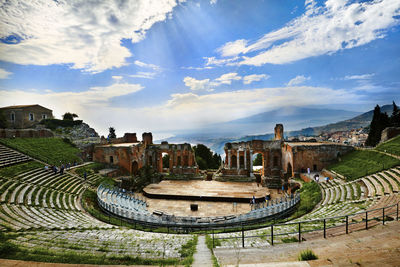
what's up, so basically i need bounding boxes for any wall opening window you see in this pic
[29,113,34,121]
[109,156,114,164]
[42,114,47,120]
[10,113,15,121]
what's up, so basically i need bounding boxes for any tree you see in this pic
[62,112,78,121]
[365,105,390,147]
[108,127,116,139]
[193,144,221,170]
[253,153,262,166]
[391,101,400,127]
[0,110,7,128]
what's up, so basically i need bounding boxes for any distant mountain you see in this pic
[161,104,395,155]
[291,104,394,136]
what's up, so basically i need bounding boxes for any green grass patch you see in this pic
[298,249,318,261]
[376,135,400,156]
[205,235,221,267]
[0,138,82,166]
[0,161,43,179]
[328,150,400,181]
[281,236,298,243]
[74,162,106,176]
[291,181,321,218]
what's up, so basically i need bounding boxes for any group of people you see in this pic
[44,161,78,175]
[250,193,272,206]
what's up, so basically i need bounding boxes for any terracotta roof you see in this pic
[0,104,52,111]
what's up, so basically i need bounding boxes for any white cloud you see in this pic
[215,73,242,85]
[0,0,181,73]
[134,60,161,71]
[217,39,248,58]
[204,56,240,66]
[0,68,12,79]
[243,74,269,85]
[343,73,375,80]
[112,75,123,81]
[129,72,157,79]
[184,72,270,90]
[210,0,218,5]
[183,77,213,91]
[287,75,310,86]
[213,0,400,66]
[0,83,364,136]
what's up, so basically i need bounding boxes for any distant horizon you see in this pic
[1,0,399,138]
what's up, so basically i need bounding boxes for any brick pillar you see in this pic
[237,150,240,171]
[169,152,173,173]
[228,150,231,169]
[244,149,247,170]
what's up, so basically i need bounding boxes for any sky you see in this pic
[0,0,399,139]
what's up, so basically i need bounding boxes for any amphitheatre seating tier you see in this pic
[0,144,31,168]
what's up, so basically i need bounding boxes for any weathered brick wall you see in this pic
[1,106,53,129]
[0,128,54,138]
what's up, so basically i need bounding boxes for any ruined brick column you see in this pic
[250,149,253,174]
[244,149,247,170]
[237,150,240,171]
[228,150,231,169]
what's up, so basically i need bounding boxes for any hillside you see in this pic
[0,138,82,165]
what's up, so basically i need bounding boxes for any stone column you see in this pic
[228,150,231,169]
[244,149,247,170]
[237,150,240,170]
[250,149,253,174]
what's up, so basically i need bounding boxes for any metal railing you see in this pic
[210,201,400,247]
[96,184,300,232]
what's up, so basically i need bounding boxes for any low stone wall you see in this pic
[0,128,54,138]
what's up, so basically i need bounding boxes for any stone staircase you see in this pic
[0,144,31,168]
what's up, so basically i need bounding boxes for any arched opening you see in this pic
[287,163,293,177]
[273,156,279,167]
[231,155,237,168]
[183,155,189,167]
[239,155,244,169]
[109,156,114,164]
[131,161,138,175]
[177,156,181,166]
[162,152,169,172]
[252,153,263,172]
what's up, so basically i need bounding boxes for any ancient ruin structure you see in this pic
[220,124,354,188]
[93,132,198,176]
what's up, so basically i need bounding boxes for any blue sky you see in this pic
[0,0,399,138]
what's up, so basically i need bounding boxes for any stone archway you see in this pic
[231,155,237,168]
[131,161,139,175]
[287,163,293,178]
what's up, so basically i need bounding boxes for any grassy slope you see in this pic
[0,161,43,178]
[0,138,82,165]
[376,135,400,156]
[328,150,400,181]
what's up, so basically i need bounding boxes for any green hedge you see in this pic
[39,119,82,130]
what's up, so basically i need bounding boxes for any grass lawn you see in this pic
[376,135,400,156]
[328,150,400,181]
[0,138,82,166]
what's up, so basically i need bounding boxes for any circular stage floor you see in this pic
[142,180,281,217]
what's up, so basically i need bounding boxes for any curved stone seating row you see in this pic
[9,229,193,260]
[97,184,300,228]
[0,144,31,168]
[319,179,365,206]
[0,203,113,231]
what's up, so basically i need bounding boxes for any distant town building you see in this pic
[0,104,54,129]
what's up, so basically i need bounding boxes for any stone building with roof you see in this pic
[0,104,54,129]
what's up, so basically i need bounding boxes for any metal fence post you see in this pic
[298,222,301,243]
[346,216,349,234]
[323,219,326,238]
[366,211,368,230]
[242,226,245,248]
[382,207,385,225]
[271,225,274,246]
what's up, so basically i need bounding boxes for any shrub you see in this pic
[298,249,318,261]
